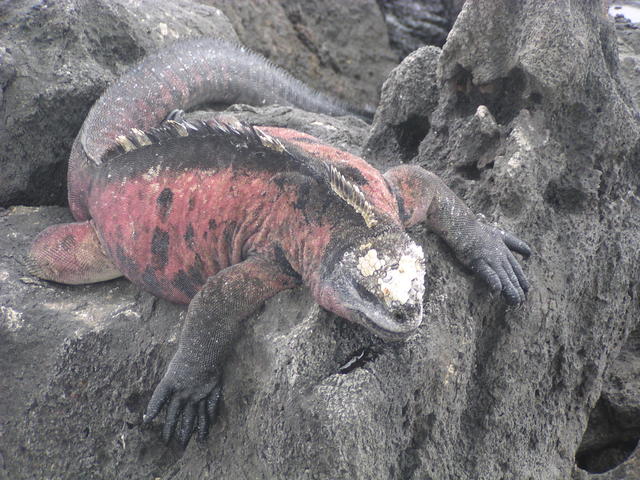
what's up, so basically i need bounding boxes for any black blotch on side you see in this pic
[293,182,311,212]
[187,264,205,286]
[223,221,237,248]
[115,245,138,274]
[142,266,164,296]
[208,218,217,230]
[184,224,195,250]
[172,268,203,299]
[157,188,174,220]
[193,253,206,277]
[274,245,302,281]
[384,177,409,224]
[188,196,196,212]
[151,228,169,269]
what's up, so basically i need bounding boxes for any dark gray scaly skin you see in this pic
[28,39,531,446]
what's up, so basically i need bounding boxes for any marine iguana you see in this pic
[27,37,531,446]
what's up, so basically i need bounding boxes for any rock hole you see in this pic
[543,180,589,213]
[576,386,640,474]
[124,391,143,413]
[575,438,638,473]
[455,163,482,180]
[337,346,379,374]
[392,114,430,161]
[451,66,531,125]
[529,92,542,104]
[491,67,527,124]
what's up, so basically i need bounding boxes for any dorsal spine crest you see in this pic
[110,119,287,159]
[326,163,377,228]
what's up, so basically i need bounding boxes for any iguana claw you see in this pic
[467,225,531,305]
[143,355,221,446]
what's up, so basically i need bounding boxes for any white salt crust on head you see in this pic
[356,243,425,306]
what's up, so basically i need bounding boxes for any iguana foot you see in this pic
[143,353,222,446]
[466,224,531,305]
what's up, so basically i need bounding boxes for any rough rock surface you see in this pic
[377,0,464,56]
[572,10,640,478]
[198,0,397,108]
[365,0,640,478]
[2,1,640,480]
[363,45,442,167]
[574,325,640,476]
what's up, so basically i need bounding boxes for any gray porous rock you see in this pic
[573,324,640,477]
[0,0,238,208]
[2,2,640,480]
[363,45,442,168]
[367,1,640,478]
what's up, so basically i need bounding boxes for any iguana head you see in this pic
[319,230,426,341]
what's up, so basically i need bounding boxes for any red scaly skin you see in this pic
[89,164,331,304]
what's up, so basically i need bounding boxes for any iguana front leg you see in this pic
[143,255,300,445]
[385,165,531,304]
